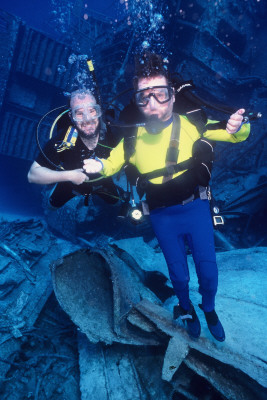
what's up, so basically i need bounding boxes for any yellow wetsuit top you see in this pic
[100,115,250,184]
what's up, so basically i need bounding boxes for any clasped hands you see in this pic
[83,158,103,175]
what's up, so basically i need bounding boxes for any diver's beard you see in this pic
[78,129,99,140]
[76,121,99,140]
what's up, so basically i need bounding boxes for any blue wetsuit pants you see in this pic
[150,198,218,312]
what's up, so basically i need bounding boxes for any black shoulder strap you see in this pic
[163,113,180,183]
[185,109,207,136]
[206,121,227,130]
[185,109,227,133]
[142,158,194,182]
[123,126,138,163]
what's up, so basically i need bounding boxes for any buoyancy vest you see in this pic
[123,112,215,206]
[55,126,79,152]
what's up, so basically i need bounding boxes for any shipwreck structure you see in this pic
[0,219,266,399]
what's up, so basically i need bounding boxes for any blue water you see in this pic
[0,154,43,217]
[0,0,118,33]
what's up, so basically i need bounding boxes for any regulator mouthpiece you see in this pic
[145,115,169,134]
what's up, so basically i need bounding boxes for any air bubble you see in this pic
[68,54,77,64]
[142,41,150,48]
[78,55,88,61]
[57,65,66,74]
[154,13,163,22]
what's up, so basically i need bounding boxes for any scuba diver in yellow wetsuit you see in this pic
[83,53,250,342]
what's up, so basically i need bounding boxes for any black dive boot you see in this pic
[173,303,201,339]
[199,304,225,342]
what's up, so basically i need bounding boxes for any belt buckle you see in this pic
[182,194,194,205]
[213,215,224,226]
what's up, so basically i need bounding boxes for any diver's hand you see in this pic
[226,109,245,134]
[68,169,88,185]
[83,159,103,174]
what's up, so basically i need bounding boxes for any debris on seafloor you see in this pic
[0,218,266,400]
[51,243,267,400]
[51,247,163,346]
[0,218,81,399]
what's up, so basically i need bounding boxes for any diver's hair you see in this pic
[69,89,96,108]
[133,52,170,89]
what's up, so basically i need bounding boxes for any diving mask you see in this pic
[71,103,102,123]
[135,86,174,107]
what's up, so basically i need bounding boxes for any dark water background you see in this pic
[0,155,43,216]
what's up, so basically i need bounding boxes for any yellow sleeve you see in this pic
[100,139,126,177]
[204,120,250,143]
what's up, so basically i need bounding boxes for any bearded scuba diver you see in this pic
[27,88,122,209]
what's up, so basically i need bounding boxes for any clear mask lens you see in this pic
[135,86,172,107]
[72,104,102,122]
